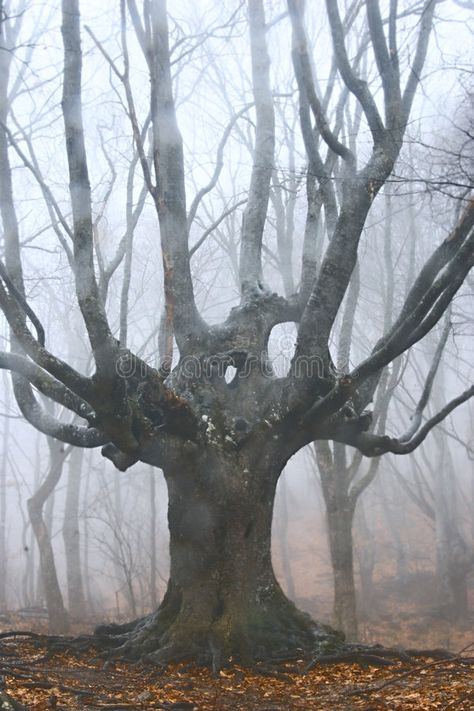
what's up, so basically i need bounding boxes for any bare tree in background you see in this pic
[0,0,473,667]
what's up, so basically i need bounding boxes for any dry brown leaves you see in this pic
[0,637,473,710]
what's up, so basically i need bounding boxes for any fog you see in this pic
[0,0,473,659]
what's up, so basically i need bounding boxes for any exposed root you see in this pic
[348,644,474,696]
[7,603,464,678]
[303,641,469,674]
[0,690,29,711]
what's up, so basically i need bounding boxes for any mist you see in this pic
[0,0,473,690]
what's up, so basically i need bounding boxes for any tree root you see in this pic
[303,641,473,674]
[348,646,474,696]
[0,690,29,711]
[4,615,466,679]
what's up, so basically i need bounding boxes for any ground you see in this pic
[2,509,473,708]
[0,634,473,710]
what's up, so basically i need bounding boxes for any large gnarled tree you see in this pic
[0,0,473,665]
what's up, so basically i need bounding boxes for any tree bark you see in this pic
[275,475,296,602]
[434,443,469,621]
[149,466,158,610]
[96,448,339,666]
[315,443,358,641]
[27,438,69,634]
[325,499,357,641]
[0,373,9,611]
[62,446,86,621]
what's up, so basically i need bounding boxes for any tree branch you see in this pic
[145,0,204,350]
[0,258,45,345]
[344,384,474,456]
[190,199,247,257]
[12,378,107,447]
[365,0,401,127]
[0,351,94,420]
[325,0,385,143]
[401,0,437,124]
[187,104,252,231]
[288,0,355,166]
[0,279,94,401]
[61,0,119,375]
[239,0,275,295]
[399,313,450,442]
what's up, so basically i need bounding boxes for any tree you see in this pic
[26,435,70,633]
[0,0,473,667]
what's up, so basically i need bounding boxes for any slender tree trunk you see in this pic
[325,500,357,641]
[434,448,469,621]
[111,472,137,617]
[0,373,9,610]
[316,443,358,641]
[63,447,86,621]
[379,481,409,585]
[82,449,94,614]
[355,497,376,621]
[27,438,69,634]
[149,467,158,610]
[275,475,296,601]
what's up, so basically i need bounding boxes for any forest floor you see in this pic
[0,633,473,710]
[2,511,473,709]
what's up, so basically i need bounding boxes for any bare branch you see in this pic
[0,258,45,345]
[288,0,355,165]
[146,0,203,350]
[0,279,93,401]
[5,116,74,265]
[325,0,385,143]
[0,351,94,420]
[239,0,275,295]
[61,0,119,375]
[401,0,437,124]
[187,104,252,230]
[354,203,474,389]
[345,384,474,456]
[190,199,247,257]
[399,314,451,442]
[12,377,107,447]
[365,0,401,126]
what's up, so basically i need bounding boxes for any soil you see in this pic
[0,635,473,710]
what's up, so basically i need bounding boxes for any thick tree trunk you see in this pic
[96,449,339,666]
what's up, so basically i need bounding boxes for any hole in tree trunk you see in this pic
[267,323,297,377]
[225,364,238,386]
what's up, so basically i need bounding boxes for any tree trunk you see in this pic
[62,447,87,621]
[82,450,95,615]
[275,475,296,601]
[316,443,358,642]
[27,438,69,634]
[149,466,158,610]
[356,498,376,621]
[433,431,469,622]
[96,449,339,666]
[326,501,358,641]
[0,373,9,611]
